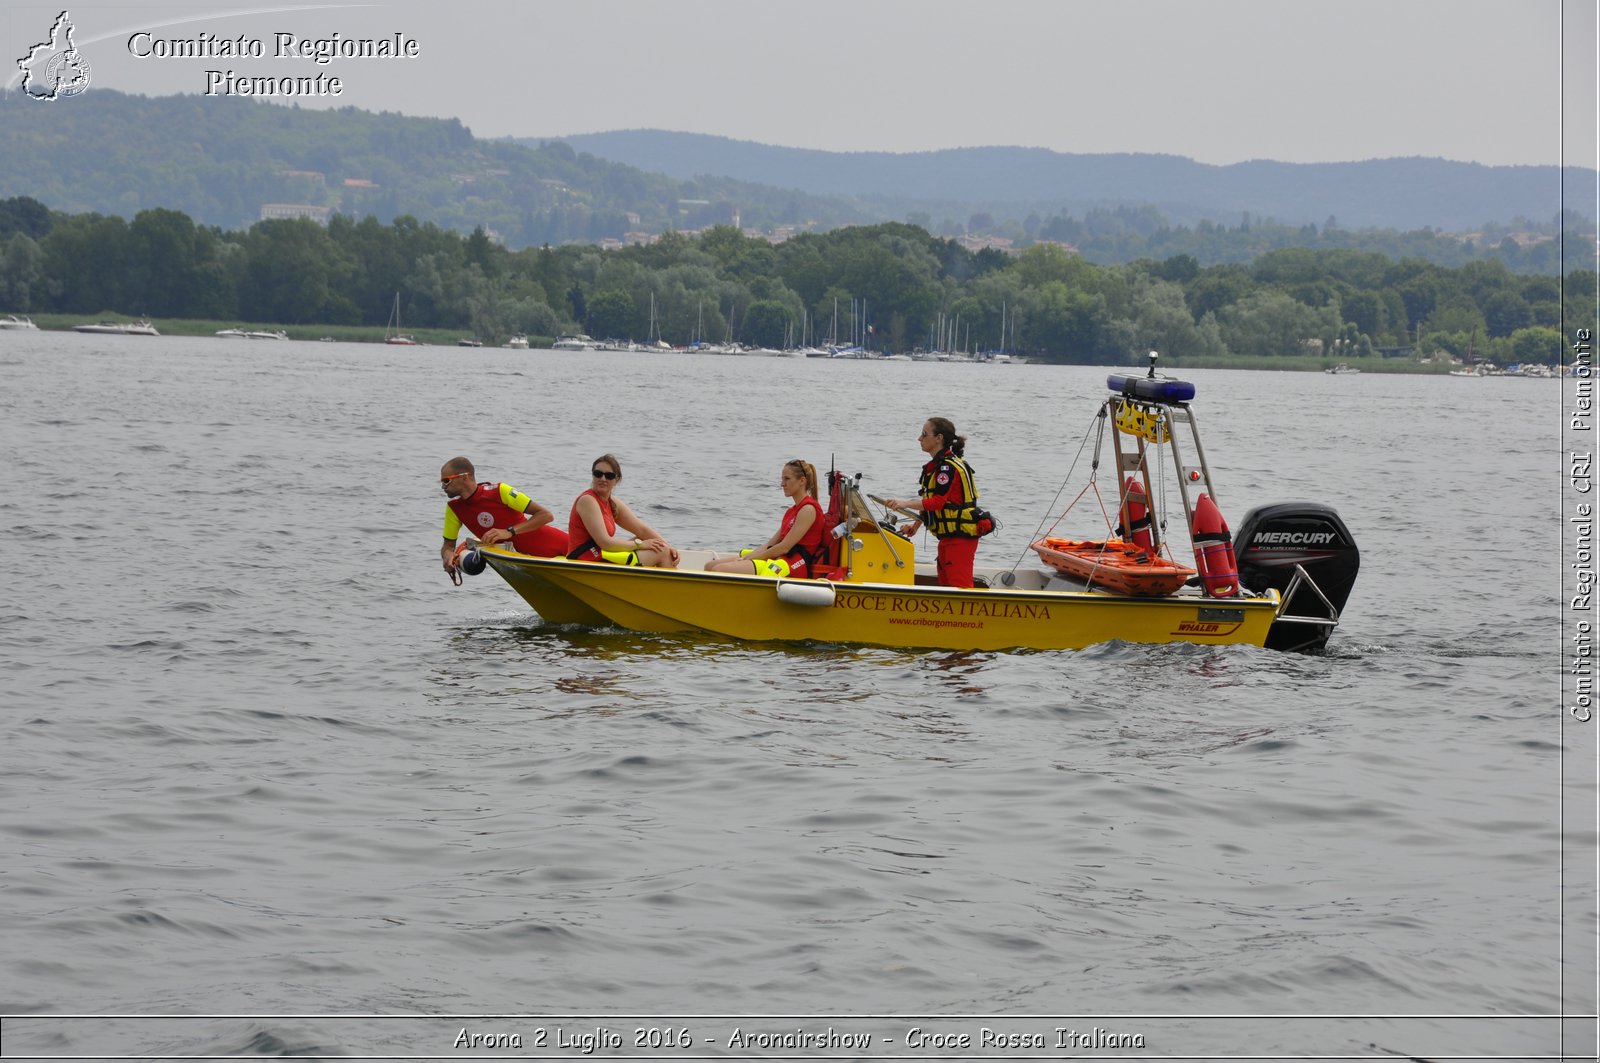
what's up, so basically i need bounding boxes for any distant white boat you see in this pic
[503,334,529,350]
[0,314,39,330]
[1324,363,1361,375]
[246,329,288,340]
[457,337,483,348]
[551,334,599,351]
[74,319,159,336]
[384,292,418,345]
[215,327,247,338]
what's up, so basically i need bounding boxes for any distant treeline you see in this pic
[1013,205,1591,275]
[0,196,1591,366]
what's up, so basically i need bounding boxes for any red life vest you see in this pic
[779,496,826,577]
[567,488,617,561]
[918,451,983,538]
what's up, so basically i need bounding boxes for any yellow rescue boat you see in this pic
[478,538,1282,653]
[464,358,1360,653]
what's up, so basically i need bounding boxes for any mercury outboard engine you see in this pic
[1233,502,1359,653]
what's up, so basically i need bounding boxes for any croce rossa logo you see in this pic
[17,10,92,99]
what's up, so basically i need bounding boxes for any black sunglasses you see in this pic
[591,469,618,480]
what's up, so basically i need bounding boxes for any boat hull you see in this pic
[479,548,1279,652]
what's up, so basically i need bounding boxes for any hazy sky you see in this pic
[6,0,1596,167]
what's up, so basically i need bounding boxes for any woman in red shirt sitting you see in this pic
[705,459,827,578]
[566,453,680,568]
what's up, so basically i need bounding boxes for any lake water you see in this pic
[0,333,1593,1061]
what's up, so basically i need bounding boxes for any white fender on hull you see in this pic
[775,581,836,607]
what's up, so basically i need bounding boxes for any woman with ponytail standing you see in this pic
[886,417,983,588]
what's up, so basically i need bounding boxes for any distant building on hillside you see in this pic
[1030,239,1080,255]
[956,234,1015,254]
[259,203,331,224]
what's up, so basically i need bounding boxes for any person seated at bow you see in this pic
[705,459,827,578]
[567,453,680,568]
[439,455,568,575]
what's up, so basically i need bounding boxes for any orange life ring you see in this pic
[1190,492,1239,598]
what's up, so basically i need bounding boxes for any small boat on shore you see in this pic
[465,358,1360,653]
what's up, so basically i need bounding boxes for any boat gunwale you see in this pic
[479,545,1279,610]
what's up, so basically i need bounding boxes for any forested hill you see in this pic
[0,91,1591,271]
[542,129,1593,233]
[0,90,871,244]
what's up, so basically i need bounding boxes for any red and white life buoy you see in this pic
[1115,475,1154,552]
[1190,492,1239,598]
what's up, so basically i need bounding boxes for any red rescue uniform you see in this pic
[444,482,568,557]
[917,450,981,589]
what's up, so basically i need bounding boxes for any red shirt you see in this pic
[566,488,617,561]
[446,482,534,540]
[779,496,826,576]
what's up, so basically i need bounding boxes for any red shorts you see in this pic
[511,525,570,558]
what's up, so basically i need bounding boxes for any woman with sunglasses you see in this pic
[704,460,826,578]
[885,417,983,588]
[566,453,680,568]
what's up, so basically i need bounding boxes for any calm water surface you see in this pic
[0,334,1592,1060]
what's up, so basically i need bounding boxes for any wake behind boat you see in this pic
[461,357,1359,654]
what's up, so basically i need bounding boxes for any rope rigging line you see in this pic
[1006,407,1105,578]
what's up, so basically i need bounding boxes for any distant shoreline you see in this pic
[10,316,1499,374]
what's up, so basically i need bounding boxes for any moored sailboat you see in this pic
[384,292,418,345]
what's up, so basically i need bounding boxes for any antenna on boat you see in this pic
[1146,350,1159,378]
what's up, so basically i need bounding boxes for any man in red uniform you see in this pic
[439,456,568,574]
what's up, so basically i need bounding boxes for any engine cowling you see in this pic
[1233,502,1359,653]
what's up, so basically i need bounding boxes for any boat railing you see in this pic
[844,482,909,575]
[1269,564,1341,627]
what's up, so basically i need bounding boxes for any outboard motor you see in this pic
[1233,502,1359,653]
